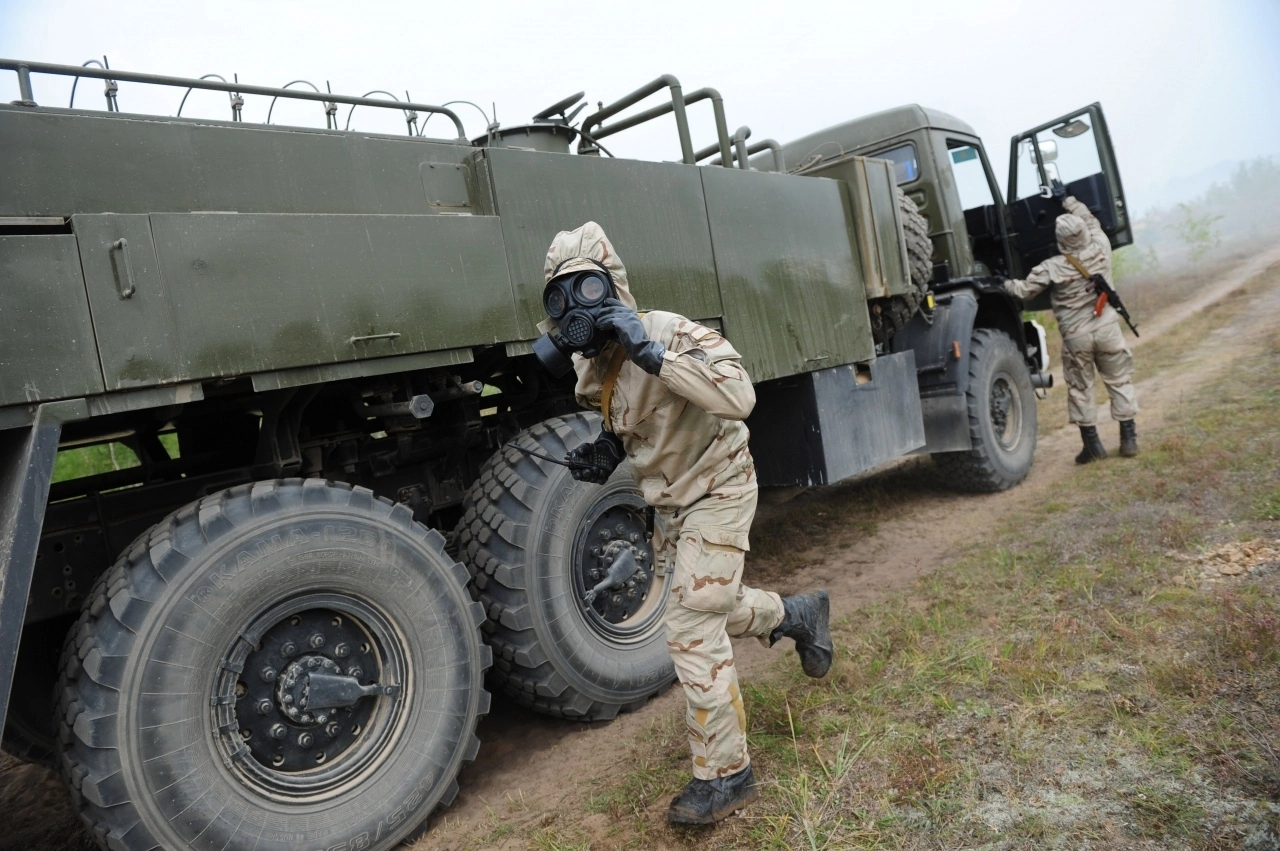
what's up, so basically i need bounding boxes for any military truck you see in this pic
[0,59,1129,850]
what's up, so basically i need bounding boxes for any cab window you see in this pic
[948,143,995,211]
[1013,116,1104,199]
[869,143,919,185]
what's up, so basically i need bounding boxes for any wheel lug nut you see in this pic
[307,657,321,668]
[257,699,273,715]
[335,643,350,658]
[259,667,276,683]
[316,713,328,724]
[590,546,601,556]
[309,633,325,649]
[598,530,609,540]
[614,524,626,536]
[298,732,314,748]
[629,533,639,543]
[281,641,297,656]
[348,666,363,678]
[326,722,341,736]
[270,723,287,740]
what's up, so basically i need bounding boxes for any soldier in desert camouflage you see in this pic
[542,222,834,825]
[1004,194,1139,462]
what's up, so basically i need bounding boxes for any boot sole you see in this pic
[802,591,834,678]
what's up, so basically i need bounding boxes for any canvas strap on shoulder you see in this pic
[1064,253,1092,279]
[599,347,627,433]
[598,312,647,433]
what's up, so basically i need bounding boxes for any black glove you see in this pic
[564,430,624,484]
[1050,179,1067,200]
[595,299,666,375]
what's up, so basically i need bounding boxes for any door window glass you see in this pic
[948,143,995,211]
[1037,118,1102,186]
[1014,113,1104,198]
[869,143,919,185]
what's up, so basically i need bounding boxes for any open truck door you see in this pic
[1005,103,1130,276]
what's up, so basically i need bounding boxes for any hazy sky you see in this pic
[2,0,1277,216]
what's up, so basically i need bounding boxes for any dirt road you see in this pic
[3,248,1278,851]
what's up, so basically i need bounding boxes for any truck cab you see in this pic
[775,102,1131,292]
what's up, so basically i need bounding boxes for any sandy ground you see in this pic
[3,248,1278,851]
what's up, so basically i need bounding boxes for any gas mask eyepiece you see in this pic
[533,262,618,376]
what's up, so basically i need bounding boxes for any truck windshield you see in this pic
[869,143,919,185]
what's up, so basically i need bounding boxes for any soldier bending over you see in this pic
[1005,195,1139,462]
[537,222,833,825]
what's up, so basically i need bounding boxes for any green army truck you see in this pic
[0,59,1129,850]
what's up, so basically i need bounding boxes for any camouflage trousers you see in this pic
[1061,317,1138,426]
[656,481,785,781]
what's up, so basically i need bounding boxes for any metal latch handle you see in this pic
[110,238,136,299]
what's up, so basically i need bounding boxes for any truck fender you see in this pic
[890,284,1029,454]
[0,404,64,734]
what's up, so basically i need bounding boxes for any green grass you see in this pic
[51,433,178,483]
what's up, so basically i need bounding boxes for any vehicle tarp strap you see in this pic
[599,346,628,433]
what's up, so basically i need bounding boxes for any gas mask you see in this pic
[532,259,619,377]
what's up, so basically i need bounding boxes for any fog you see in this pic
[2,0,1277,217]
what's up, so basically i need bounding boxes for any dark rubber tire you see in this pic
[54,479,490,851]
[456,413,675,720]
[934,329,1037,492]
[870,187,934,344]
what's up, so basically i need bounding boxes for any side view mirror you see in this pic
[1019,137,1059,164]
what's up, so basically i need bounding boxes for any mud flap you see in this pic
[748,350,924,486]
[0,405,64,732]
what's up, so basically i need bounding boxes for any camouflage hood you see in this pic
[1055,213,1090,254]
[542,221,638,309]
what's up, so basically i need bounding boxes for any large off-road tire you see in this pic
[870,187,934,344]
[456,413,674,720]
[934,329,1037,492]
[55,479,489,851]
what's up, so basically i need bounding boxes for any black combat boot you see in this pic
[1119,420,1138,457]
[1075,425,1108,465]
[769,590,833,678]
[667,764,758,825]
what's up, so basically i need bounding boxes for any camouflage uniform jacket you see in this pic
[573,318,757,511]
[1004,196,1117,337]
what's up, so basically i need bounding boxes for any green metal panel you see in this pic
[145,213,517,379]
[0,235,105,406]
[74,214,184,390]
[698,168,875,382]
[824,157,911,300]
[477,149,722,339]
[0,106,471,217]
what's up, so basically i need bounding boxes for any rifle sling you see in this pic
[1064,253,1095,282]
[599,346,627,433]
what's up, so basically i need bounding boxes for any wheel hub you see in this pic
[226,605,393,777]
[575,502,660,633]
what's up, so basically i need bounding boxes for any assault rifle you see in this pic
[1064,253,1139,337]
[1090,273,1139,337]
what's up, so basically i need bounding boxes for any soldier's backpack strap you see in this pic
[599,346,628,433]
[1063,253,1092,279]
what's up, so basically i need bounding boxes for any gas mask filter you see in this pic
[532,260,618,377]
